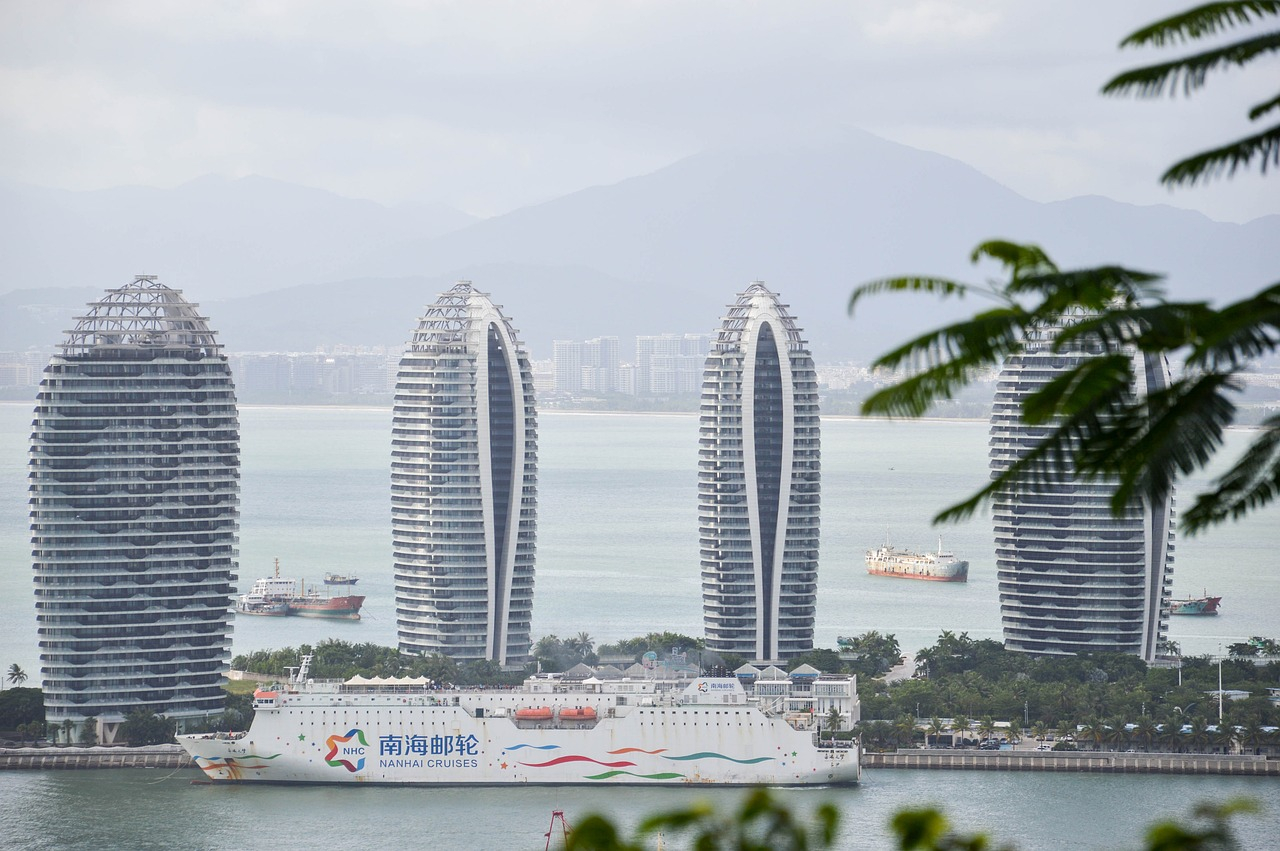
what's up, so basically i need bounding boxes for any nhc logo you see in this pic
[325,728,369,772]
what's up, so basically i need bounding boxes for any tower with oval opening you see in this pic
[392,283,537,666]
[699,283,820,664]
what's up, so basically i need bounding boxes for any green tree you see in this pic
[6,664,27,687]
[118,708,177,746]
[951,714,971,748]
[926,717,947,748]
[59,718,74,746]
[78,717,98,745]
[849,2,1280,536]
[825,706,842,734]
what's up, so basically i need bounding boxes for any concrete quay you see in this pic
[0,744,195,770]
[865,748,1280,776]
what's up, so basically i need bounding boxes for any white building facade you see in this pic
[30,276,239,740]
[392,283,538,666]
[991,312,1175,662]
[699,284,820,664]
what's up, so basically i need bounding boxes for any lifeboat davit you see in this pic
[515,706,553,720]
[559,706,597,720]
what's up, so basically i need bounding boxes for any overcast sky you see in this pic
[2,1,1275,222]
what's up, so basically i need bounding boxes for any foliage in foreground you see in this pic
[850,1,1280,536]
[563,789,1258,851]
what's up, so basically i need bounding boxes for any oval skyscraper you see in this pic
[392,283,538,667]
[699,283,820,664]
[30,275,239,743]
[990,310,1175,662]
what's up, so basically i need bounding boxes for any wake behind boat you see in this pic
[865,536,968,582]
[179,655,860,787]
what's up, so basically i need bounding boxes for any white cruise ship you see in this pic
[179,656,860,786]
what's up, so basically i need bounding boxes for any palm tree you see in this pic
[1080,718,1107,752]
[1132,717,1158,753]
[848,2,1280,535]
[1055,720,1074,742]
[1212,724,1240,755]
[59,718,75,747]
[1104,717,1130,752]
[978,715,998,743]
[6,664,27,687]
[894,714,919,750]
[926,717,947,749]
[1030,721,1049,742]
[1187,718,1212,754]
[1004,722,1022,747]
[951,714,971,748]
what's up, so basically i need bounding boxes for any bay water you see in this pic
[2,402,1278,848]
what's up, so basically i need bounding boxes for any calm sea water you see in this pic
[0,767,1276,850]
[2,402,1278,848]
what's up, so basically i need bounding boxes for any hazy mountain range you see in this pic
[4,129,1276,362]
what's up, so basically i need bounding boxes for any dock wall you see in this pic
[864,748,1280,776]
[0,745,194,770]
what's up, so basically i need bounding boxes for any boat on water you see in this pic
[323,573,359,586]
[178,655,861,787]
[236,560,365,620]
[865,536,968,582]
[1168,593,1222,616]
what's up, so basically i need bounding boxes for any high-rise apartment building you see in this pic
[990,311,1174,662]
[29,276,239,741]
[392,282,538,666]
[698,283,820,664]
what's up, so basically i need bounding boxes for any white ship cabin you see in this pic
[251,655,858,731]
[242,575,298,602]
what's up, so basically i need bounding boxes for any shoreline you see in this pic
[865,748,1279,776]
[5,745,1276,777]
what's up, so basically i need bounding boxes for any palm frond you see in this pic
[1251,91,1280,119]
[1183,280,1280,367]
[1160,120,1280,185]
[1118,1,1280,48]
[1020,354,1133,425]
[1103,32,1280,97]
[1010,266,1165,311]
[970,240,1059,281]
[1097,375,1239,513]
[848,276,974,315]
[1182,414,1280,532]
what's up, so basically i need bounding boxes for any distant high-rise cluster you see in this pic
[391,282,538,667]
[698,284,820,664]
[636,333,711,395]
[29,276,239,742]
[991,311,1174,662]
[552,336,621,393]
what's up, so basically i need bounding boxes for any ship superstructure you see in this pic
[179,656,859,786]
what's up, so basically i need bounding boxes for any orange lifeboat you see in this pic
[254,688,279,699]
[559,706,597,720]
[515,706,553,720]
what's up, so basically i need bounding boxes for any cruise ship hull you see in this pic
[179,683,859,787]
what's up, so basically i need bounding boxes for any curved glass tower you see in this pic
[699,283,820,664]
[990,312,1174,662]
[30,275,239,741]
[392,282,537,666]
